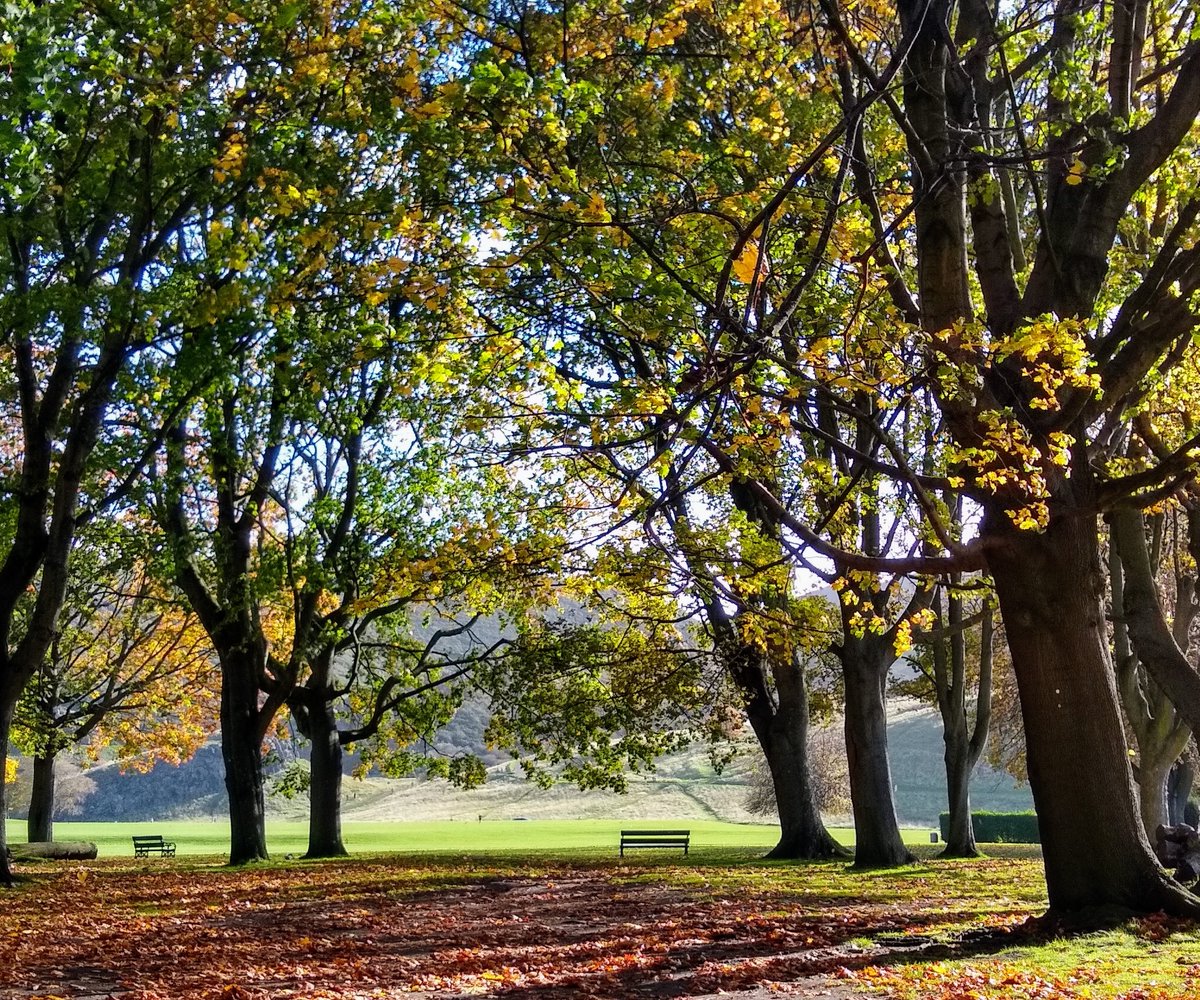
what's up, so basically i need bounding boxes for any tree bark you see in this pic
[741,647,845,860]
[1169,758,1194,826]
[10,841,96,860]
[942,735,977,857]
[26,753,56,844]
[221,650,269,865]
[0,697,14,886]
[293,685,348,859]
[1139,755,1174,839]
[841,634,913,868]
[986,508,1198,913]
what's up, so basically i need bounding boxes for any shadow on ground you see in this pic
[0,855,1044,999]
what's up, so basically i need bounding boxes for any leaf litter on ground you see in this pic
[2,848,1200,999]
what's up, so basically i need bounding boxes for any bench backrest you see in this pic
[621,830,689,837]
[133,836,165,845]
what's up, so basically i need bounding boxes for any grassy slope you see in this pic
[887,700,1034,824]
[21,699,1033,826]
[323,700,1033,827]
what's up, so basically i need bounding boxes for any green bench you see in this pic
[132,835,176,858]
[619,829,690,857]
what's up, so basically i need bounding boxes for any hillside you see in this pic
[12,699,1032,826]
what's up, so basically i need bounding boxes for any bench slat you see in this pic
[621,830,690,836]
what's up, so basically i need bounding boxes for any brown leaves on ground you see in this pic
[0,853,1098,1000]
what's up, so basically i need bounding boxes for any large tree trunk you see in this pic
[26,753,56,844]
[841,635,913,868]
[743,653,845,860]
[222,652,269,865]
[942,729,978,857]
[1139,755,1174,840]
[986,509,1198,913]
[294,686,348,859]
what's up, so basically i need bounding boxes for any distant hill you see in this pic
[10,698,1031,827]
[886,700,1033,824]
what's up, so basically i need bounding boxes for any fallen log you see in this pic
[9,841,98,861]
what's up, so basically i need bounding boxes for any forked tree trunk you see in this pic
[222,653,269,865]
[841,635,913,868]
[743,652,844,860]
[936,593,992,859]
[720,630,843,860]
[987,510,1198,913]
[296,686,347,859]
[942,731,977,857]
[1139,755,1174,840]
[26,753,56,843]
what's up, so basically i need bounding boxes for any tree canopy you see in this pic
[3,0,1200,919]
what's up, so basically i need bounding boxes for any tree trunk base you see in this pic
[764,835,850,861]
[850,853,916,871]
[303,845,349,860]
[939,844,983,860]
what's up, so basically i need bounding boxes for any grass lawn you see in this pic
[7,817,942,858]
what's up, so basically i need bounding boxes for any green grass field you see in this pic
[6,817,944,858]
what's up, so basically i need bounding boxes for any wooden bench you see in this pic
[620,829,690,857]
[132,835,176,858]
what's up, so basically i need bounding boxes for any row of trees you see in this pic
[4,0,1200,919]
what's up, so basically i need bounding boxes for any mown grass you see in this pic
[7,817,944,858]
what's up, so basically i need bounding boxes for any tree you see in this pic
[152,245,560,861]
[467,0,1200,911]
[455,0,939,861]
[880,0,1200,911]
[1110,507,1198,837]
[904,580,994,858]
[12,528,215,843]
[0,0,327,884]
[479,586,721,794]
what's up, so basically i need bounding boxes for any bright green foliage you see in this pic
[481,615,711,791]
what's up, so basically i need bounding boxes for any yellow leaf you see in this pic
[731,240,761,283]
[413,99,447,120]
[580,191,611,223]
[397,72,422,99]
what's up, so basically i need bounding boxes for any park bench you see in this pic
[619,829,690,857]
[132,835,176,858]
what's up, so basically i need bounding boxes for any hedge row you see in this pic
[937,810,1041,844]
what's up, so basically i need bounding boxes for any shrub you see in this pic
[939,810,1040,844]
